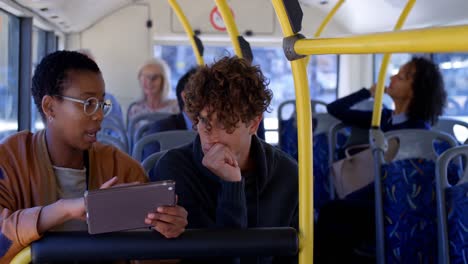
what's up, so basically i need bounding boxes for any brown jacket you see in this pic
[0,130,148,263]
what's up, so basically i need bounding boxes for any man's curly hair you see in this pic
[184,56,272,133]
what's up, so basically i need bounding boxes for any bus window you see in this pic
[31,27,48,132]
[434,53,468,141]
[0,10,20,142]
[155,45,338,144]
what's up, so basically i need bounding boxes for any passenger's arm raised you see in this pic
[326,88,374,129]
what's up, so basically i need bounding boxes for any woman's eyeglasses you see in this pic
[55,95,113,117]
[141,73,162,82]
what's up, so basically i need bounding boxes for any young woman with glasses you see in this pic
[0,51,188,263]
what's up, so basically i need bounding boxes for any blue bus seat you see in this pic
[97,134,127,153]
[382,158,438,263]
[132,130,197,162]
[445,183,468,264]
[277,99,342,208]
[380,129,458,263]
[142,150,168,180]
[435,145,468,264]
[277,99,328,153]
[98,123,129,153]
[127,112,172,152]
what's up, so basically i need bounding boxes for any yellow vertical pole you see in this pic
[314,0,345,38]
[168,0,204,65]
[372,0,416,127]
[304,0,345,65]
[214,0,243,58]
[10,246,31,264]
[272,1,313,263]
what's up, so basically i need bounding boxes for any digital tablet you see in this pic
[85,180,176,234]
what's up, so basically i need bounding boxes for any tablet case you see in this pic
[85,180,175,234]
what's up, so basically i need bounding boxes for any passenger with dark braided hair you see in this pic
[0,50,187,263]
[153,56,299,264]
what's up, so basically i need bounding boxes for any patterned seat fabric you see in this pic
[279,118,298,160]
[434,140,463,185]
[445,182,468,264]
[382,159,437,263]
[279,117,347,211]
[314,133,331,210]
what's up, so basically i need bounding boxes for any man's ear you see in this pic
[248,115,263,135]
[181,90,187,104]
[41,95,55,118]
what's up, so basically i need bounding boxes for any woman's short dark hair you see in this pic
[407,57,446,125]
[32,50,101,121]
[184,56,272,133]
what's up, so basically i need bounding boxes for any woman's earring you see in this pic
[48,116,54,122]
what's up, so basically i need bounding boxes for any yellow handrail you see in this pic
[214,0,242,58]
[304,0,345,67]
[372,0,416,127]
[10,246,31,264]
[314,0,345,38]
[168,0,204,65]
[294,25,468,55]
[272,1,313,264]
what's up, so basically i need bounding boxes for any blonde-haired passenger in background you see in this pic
[127,58,179,121]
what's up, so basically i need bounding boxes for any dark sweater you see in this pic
[152,135,298,264]
[327,88,430,132]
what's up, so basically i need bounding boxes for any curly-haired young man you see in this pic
[152,56,298,264]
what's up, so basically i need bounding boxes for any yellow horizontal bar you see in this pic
[295,25,468,55]
[215,0,242,58]
[168,0,204,65]
[304,0,344,65]
[10,246,31,264]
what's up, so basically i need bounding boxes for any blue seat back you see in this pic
[132,130,197,162]
[435,145,468,264]
[382,159,438,263]
[277,99,328,152]
[277,99,340,208]
[314,133,331,209]
[380,129,459,263]
[445,182,468,263]
[279,117,298,159]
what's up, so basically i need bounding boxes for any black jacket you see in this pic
[152,135,298,264]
